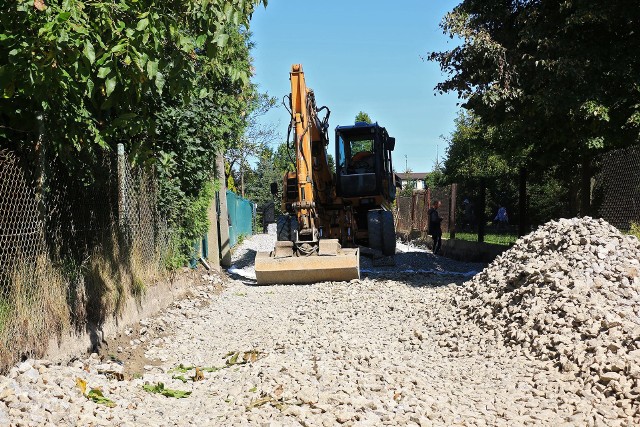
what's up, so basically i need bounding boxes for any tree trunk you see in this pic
[241,161,245,198]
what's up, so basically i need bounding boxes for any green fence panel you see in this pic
[226,190,255,247]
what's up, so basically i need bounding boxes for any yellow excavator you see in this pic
[254,64,397,285]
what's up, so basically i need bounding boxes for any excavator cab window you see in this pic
[338,134,375,174]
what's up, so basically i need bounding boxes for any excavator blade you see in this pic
[254,241,360,285]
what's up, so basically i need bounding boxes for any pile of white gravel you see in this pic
[454,217,640,417]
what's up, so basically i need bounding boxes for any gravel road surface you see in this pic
[0,229,635,426]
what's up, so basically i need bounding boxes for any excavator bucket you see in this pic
[254,240,360,285]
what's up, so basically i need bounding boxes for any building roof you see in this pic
[396,172,429,181]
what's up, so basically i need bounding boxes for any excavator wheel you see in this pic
[276,215,299,242]
[367,210,382,251]
[276,216,289,241]
[381,210,396,255]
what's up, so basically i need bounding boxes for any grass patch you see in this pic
[629,222,640,240]
[170,364,220,375]
[0,255,70,369]
[445,232,517,246]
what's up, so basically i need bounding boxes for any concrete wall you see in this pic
[45,270,198,364]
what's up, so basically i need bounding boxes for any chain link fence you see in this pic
[594,145,640,233]
[0,145,166,370]
[395,145,640,247]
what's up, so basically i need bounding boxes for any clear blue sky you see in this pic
[249,0,461,173]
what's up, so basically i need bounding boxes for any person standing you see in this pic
[428,200,443,255]
[494,206,508,230]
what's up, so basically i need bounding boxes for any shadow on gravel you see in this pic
[231,248,257,269]
[361,250,485,288]
[370,272,471,288]
[226,241,485,288]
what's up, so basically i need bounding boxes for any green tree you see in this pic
[226,92,278,197]
[245,146,283,220]
[0,0,268,266]
[355,111,372,124]
[0,0,266,166]
[429,0,640,214]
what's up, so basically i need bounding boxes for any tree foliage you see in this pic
[429,0,640,168]
[225,91,278,197]
[355,111,372,124]
[0,0,266,166]
[0,0,267,266]
[244,142,295,224]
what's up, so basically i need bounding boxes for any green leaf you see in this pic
[137,18,149,32]
[146,60,158,80]
[112,113,138,127]
[118,113,137,120]
[38,21,55,36]
[97,67,110,78]
[86,389,116,407]
[57,12,72,22]
[58,30,69,43]
[87,78,94,95]
[105,77,116,97]
[213,33,229,48]
[111,43,126,53]
[143,382,191,399]
[84,40,95,64]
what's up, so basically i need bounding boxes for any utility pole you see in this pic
[405,155,408,172]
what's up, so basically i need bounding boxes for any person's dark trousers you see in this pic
[431,233,442,255]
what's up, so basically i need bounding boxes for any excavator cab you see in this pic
[335,122,396,203]
[335,122,397,254]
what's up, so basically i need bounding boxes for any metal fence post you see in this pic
[216,153,231,267]
[206,183,221,271]
[117,143,127,231]
[478,178,486,243]
[449,183,457,240]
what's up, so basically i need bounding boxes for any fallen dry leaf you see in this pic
[75,377,87,395]
[243,350,259,363]
[193,367,204,382]
[34,0,46,11]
